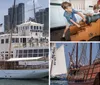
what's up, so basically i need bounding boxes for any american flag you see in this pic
[0,23,3,27]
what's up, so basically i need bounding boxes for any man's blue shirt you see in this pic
[64,9,78,25]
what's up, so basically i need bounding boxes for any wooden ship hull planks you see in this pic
[68,63,100,85]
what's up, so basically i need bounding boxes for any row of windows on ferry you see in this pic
[1,49,48,54]
[0,38,25,44]
[0,49,49,59]
[17,26,43,32]
[16,49,49,58]
[0,38,47,44]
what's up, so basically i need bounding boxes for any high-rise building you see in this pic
[17,3,25,25]
[43,8,49,36]
[35,8,49,36]
[8,6,18,30]
[4,3,25,32]
[4,15,9,32]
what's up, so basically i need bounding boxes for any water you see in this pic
[51,80,68,85]
[0,79,48,85]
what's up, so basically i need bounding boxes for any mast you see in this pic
[8,0,16,59]
[89,43,92,65]
[50,43,56,76]
[76,43,78,68]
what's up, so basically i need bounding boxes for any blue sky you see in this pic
[56,43,100,68]
[0,0,49,32]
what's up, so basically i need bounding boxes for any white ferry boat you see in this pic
[0,21,49,79]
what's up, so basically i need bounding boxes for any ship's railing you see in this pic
[13,42,49,48]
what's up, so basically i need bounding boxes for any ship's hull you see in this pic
[68,78,100,85]
[0,69,48,79]
[68,63,100,85]
[68,80,94,85]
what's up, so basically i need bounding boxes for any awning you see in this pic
[6,57,43,62]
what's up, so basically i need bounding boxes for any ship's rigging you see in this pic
[68,43,100,85]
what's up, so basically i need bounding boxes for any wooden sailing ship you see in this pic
[67,43,100,85]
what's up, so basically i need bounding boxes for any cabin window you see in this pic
[31,26,33,30]
[20,38,23,43]
[34,26,36,30]
[5,39,9,43]
[33,54,37,57]
[28,54,32,57]
[39,49,43,53]
[34,26,38,30]
[1,39,4,44]
[11,54,13,58]
[37,26,39,30]
[28,50,32,53]
[24,50,27,53]
[5,51,8,53]
[16,38,19,43]
[39,54,43,56]
[44,49,49,52]
[19,50,23,53]
[5,54,8,57]
[34,49,38,53]
[37,26,38,30]
[40,26,41,30]
[23,38,26,43]
[11,38,19,43]
[19,54,22,58]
